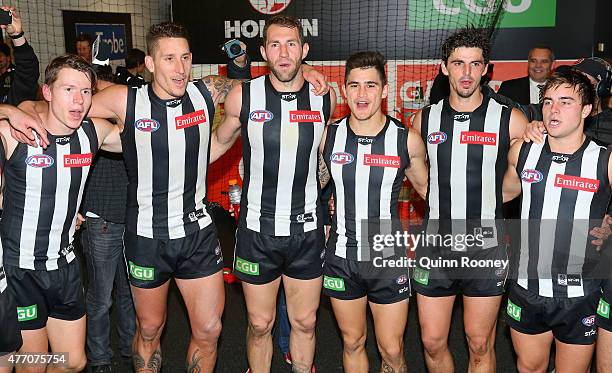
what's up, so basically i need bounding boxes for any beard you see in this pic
[268,61,301,83]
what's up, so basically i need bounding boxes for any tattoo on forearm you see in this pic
[292,363,312,373]
[186,348,202,373]
[381,361,407,373]
[318,153,330,187]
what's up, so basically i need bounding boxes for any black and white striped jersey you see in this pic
[420,90,512,249]
[324,116,409,260]
[2,120,98,271]
[239,75,331,236]
[123,82,215,239]
[515,136,611,297]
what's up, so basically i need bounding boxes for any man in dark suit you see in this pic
[498,46,554,105]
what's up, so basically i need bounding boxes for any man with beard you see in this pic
[410,28,528,373]
[212,15,336,373]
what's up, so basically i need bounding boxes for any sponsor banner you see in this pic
[64,153,93,168]
[554,174,599,192]
[363,154,401,168]
[289,110,322,123]
[460,131,497,146]
[63,11,132,61]
[176,110,207,129]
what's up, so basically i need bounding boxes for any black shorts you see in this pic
[412,245,508,297]
[0,281,22,355]
[506,283,599,345]
[322,253,410,304]
[5,259,86,330]
[124,224,223,289]
[233,226,324,284]
[597,280,612,331]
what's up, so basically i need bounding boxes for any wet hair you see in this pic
[344,51,387,86]
[542,69,596,106]
[44,54,96,88]
[146,22,190,55]
[263,15,304,46]
[441,28,491,64]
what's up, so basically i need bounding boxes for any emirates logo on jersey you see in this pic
[64,153,93,168]
[176,110,207,130]
[289,110,322,123]
[554,174,599,192]
[135,118,160,132]
[331,152,354,165]
[427,131,447,144]
[363,154,401,168]
[248,0,291,15]
[460,131,497,145]
[25,154,54,168]
[249,110,274,123]
[521,169,543,183]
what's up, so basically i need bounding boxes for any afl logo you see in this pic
[521,169,544,183]
[249,110,274,123]
[248,0,291,15]
[396,275,408,285]
[26,154,54,168]
[331,152,354,165]
[582,315,596,327]
[135,118,160,132]
[427,131,447,144]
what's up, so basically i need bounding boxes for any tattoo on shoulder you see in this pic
[186,348,202,373]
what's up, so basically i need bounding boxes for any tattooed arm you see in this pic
[201,75,244,106]
[318,152,330,188]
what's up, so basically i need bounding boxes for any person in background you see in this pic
[115,48,146,88]
[498,45,555,106]
[0,6,39,105]
[76,33,93,64]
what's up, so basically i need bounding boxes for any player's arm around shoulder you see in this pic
[91,84,128,124]
[410,109,424,136]
[503,139,523,202]
[509,107,529,146]
[0,119,20,160]
[405,127,428,199]
[91,117,122,153]
[210,83,243,163]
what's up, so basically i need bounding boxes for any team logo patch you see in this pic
[521,169,543,183]
[25,154,54,168]
[460,131,497,145]
[582,315,596,327]
[64,153,93,168]
[135,118,160,132]
[396,274,408,285]
[248,0,291,14]
[249,110,274,123]
[331,152,354,165]
[363,154,401,168]
[554,174,599,192]
[427,131,447,144]
[176,110,207,129]
[290,110,322,123]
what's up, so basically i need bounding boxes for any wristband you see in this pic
[9,31,24,39]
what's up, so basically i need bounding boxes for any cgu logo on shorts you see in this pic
[135,118,160,132]
[249,110,274,123]
[323,275,345,292]
[248,0,291,15]
[17,304,37,322]
[331,152,354,165]
[26,154,54,168]
[598,299,610,319]
[64,153,93,168]
[235,257,259,275]
[427,131,447,145]
[129,261,155,281]
[521,169,543,184]
[176,110,207,130]
[507,300,521,322]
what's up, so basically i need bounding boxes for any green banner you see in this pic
[409,0,556,29]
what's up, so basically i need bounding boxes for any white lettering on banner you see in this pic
[225,19,318,39]
[400,80,434,104]
[94,31,125,54]
[433,0,532,16]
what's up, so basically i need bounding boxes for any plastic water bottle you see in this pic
[228,179,242,222]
